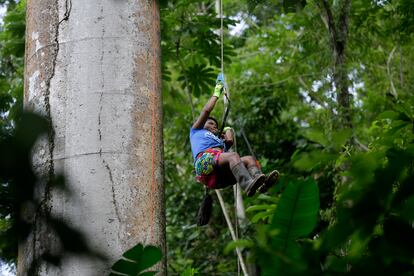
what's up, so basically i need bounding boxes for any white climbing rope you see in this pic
[217,1,245,275]
[215,190,249,276]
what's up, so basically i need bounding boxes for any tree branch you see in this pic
[353,137,369,152]
[297,76,326,107]
[399,43,404,86]
[387,46,398,98]
[319,0,338,52]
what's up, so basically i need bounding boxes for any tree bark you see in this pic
[20,0,165,275]
[320,0,352,128]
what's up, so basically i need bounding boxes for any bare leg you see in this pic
[215,152,242,188]
[217,151,243,169]
[216,152,265,196]
[241,155,258,168]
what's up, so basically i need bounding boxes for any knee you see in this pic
[243,155,257,166]
[228,152,241,164]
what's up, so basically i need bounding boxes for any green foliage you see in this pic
[163,0,414,274]
[161,1,241,274]
[0,0,25,124]
[246,193,280,223]
[180,266,200,276]
[311,112,414,274]
[177,64,216,97]
[223,239,253,255]
[253,178,319,275]
[110,244,162,276]
[0,0,412,274]
[0,112,49,262]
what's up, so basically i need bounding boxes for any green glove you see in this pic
[213,81,224,98]
[223,126,232,133]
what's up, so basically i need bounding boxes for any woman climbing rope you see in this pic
[189,76,279,196]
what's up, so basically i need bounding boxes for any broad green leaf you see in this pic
[293,151,335,172]
[112,259,139,275]
[259,179,319,273]
[332,128,352,149]
[377,110,400,120]
[303,129,328,147]
[138,272,157,276]
[123,244,144,261]
[111,244,162,276]
[224,239,254,255]
[251,210,276,223]
[256,193,280,203]
[271,178,319,239]
[246,204,277,212]
[400,195,414,220]
[138,246,162,272]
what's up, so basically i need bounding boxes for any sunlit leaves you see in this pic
[0,0,26,124]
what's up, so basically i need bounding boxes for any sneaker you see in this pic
[245,174,266,197]
[257,170,280,193]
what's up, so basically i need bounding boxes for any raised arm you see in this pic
[192,82,224,129]
[192,96,219,129]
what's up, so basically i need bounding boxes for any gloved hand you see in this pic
[213,81,224,98]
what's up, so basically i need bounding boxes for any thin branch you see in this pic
[386,46,398,98]
[399,43,404,86]
[232,72,326,89]
[297,76,326,107]
[353,137,369,152]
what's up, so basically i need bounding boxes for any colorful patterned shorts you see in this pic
[194,148,223,189]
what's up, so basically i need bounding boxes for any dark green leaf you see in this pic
[138,246,162,272]
[271,178,319,239]
[111,244,162,276]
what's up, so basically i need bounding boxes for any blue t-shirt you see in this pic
[190,127,225,161]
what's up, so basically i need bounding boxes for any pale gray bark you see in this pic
[20,0,164,275]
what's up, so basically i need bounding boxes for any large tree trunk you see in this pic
[320,0,352,128]
[19,0,164,275]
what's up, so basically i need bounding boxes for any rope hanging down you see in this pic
[196,1,249,275]
[220,0,224,74]
[216,1,248,276]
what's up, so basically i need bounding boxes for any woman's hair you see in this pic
[207,116,219,128]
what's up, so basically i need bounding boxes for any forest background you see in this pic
[0,0,413,275]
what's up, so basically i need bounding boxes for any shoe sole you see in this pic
[246,174,266,197]
[258,170,280,193]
